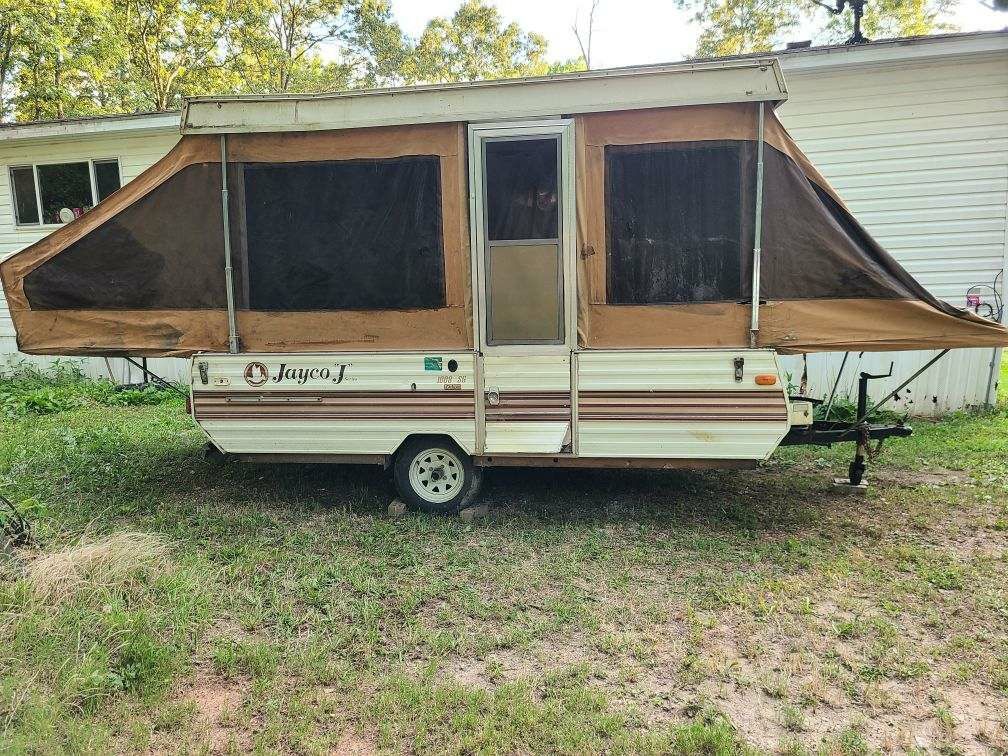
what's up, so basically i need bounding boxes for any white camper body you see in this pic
[189,348,792,465]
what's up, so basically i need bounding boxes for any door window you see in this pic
[483,137,563,345]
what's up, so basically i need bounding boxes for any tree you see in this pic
[114,0,245,111]
[405,0,555,84]
[0,1,38,119]
[684,0,960,57]
[572,0,599,69]
[822,0,956,42]
[690,0,800,57]
[340,0,412,88]
[6,0,119,121]
[232,0,355,94]
[0,0,577,121]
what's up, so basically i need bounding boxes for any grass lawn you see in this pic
[1,359,1006,754]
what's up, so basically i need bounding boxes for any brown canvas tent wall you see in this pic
[1,124,470,356]
[2,103,1006,357]
[575,103,1008,353]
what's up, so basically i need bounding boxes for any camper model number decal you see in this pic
[244,362,351,386]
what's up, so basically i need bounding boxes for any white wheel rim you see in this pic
[408,447,464,504]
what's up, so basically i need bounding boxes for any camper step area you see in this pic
[186,349,821,511]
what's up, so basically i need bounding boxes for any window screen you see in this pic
[485,139,559,241]
[606,142,745,304]
[10,167,39,225]
[23,163,226,310]
[94,159,121,202]
[242,157,445,311]
[38,162,93,224]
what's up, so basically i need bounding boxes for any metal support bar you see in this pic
[857,349,950,423]
[121,357,186,396]
[822,351,850,421]
[220,134,239,354]
[749,101,765,349]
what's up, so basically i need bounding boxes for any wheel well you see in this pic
[392,433,469,462]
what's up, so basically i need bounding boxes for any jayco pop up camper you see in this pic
[3,59,1006,512]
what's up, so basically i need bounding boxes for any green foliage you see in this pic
[813,397,903,423]
[670,709,749,754]
[682,0,961,58]
[405,0,554,84]
[0,0,577,121]
[0,361,179,419]
[0,531,211,752]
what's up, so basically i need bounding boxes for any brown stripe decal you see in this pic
[193,390,475,420]
[192,389,786,422]
[486,392,570,422]
[578,389,787,422]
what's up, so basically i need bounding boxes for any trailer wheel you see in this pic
[394,437,482,514]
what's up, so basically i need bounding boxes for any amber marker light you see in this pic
[754,374,778,386]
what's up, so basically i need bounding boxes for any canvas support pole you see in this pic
[220,134,239,353]
[749,101,765,349]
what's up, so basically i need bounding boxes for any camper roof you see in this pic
[180,58,787,135]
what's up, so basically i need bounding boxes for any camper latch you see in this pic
[486,387,501,406]
[733,357,744,382]
[198,361,209,385]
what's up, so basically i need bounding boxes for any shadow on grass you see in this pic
[4,403,866,544]
[118,444,845,538]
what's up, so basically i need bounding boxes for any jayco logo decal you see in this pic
[244,362,269,387]
[244,362,351,386]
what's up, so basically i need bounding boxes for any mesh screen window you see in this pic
[23,163,226,310]
[606,142,744,304]
[242,157,445,311]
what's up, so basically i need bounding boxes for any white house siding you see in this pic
[0,127,184,382]
[775,43,1008,414]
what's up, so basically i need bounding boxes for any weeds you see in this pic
[20,531,170,603]
[0,361,179,420]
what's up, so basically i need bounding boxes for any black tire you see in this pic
[393,437,482,514]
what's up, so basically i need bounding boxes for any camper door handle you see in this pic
[486,387,501,406]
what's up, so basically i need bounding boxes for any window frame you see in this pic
[468,119,577,357]
[603,140,749,306]
[8,157,122,229]
[482,134,564,347]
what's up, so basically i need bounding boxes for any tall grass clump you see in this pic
[0,530,212,750]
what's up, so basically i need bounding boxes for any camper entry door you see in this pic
[469,121,578,455]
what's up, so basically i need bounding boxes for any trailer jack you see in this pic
[781,364,913,485]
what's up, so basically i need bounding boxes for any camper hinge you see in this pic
[733,357,744,382]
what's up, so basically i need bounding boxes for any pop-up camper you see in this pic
[3,59,1006,511]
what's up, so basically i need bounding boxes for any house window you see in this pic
[8,158,122,226]
[605,142,746,304]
